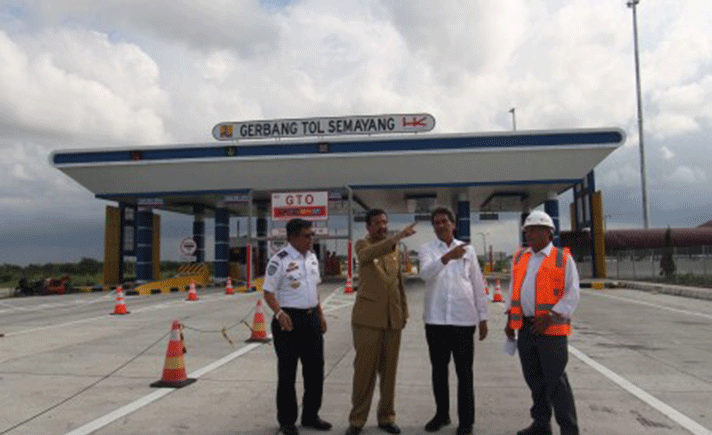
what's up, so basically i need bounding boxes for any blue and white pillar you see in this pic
[214,205,229,281]
[544,193,561,247]
[456,200,471,243]
[193,205,205,263]
[136,209,153,283]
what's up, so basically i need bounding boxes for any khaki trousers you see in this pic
[348,324,402,427]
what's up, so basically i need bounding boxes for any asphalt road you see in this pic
[0,281,711,435]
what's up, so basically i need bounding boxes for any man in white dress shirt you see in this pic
[418,207,489,435]
[504,210,580,435]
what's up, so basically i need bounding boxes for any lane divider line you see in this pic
[582,289,712,320]
[569,345,712,435]
[63,285,352,435]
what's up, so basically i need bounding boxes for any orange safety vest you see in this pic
[508,246,572,336]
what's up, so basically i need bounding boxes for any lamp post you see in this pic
[628,0,650,229]
[477,232,489,256]
[509,108,517,131]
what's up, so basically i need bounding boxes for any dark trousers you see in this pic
[517,319,578,435]
[271,308,324,426]
[425,324,476,427]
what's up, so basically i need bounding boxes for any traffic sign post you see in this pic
[180,238,197,262]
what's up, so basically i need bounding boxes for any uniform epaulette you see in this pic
[277,250,289,259]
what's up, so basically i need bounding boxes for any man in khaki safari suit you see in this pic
[345,209,417,435]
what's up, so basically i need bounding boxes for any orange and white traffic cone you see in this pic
[246,299,271,343]
[344,277,354,294]
[150,320,196,388]
[483,277,490,295]
[111,286,130,315]
[225,277,234,295]
[186,280,198,301]
[492,279,503,302]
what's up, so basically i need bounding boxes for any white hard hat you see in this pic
[522,210,555,230]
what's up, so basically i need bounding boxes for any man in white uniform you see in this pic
[264,218,331,435]
[418,207,489,435]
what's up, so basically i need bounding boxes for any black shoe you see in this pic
[456,425,472,435]
[301,417,333,431]
[424,415,451,432]
[516,423,552,435]
[378,423,401,434]
[345,425,362,435]
[280,424,299,435]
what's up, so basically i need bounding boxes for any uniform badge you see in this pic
[290,282,300,288]
[267,262,278,276]
[286,262,298,272]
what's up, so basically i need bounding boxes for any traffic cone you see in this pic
[111,286,130,315]
[150,320,196,388]
[246,299,271,343]
[492,279,504,302]
[225,277,234,295]
[344,277,354,294]
[483,277,490,295]
[186,280,198,301]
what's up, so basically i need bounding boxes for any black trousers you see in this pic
[517,319,578,435]
[425,324,476,427]
[271,307,324,426]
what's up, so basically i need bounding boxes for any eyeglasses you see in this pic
[301,232,316,238]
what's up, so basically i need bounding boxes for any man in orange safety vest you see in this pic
[504,210,580,435]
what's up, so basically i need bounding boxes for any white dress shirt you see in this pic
[504,243,580,318]
[262,243,321,309]
[418,238,489,326]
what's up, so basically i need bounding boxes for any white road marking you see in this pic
[582,289,712,320]
[62,285,352,435]
[569,345,712,435]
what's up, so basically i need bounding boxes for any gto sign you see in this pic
[272,191,328,221]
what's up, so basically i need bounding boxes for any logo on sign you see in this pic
[272,191,328,221]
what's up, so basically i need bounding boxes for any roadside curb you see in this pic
[580,279,712,301]
[617,280,712,301]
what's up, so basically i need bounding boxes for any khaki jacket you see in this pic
[351,235,408,329]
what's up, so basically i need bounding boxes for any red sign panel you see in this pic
[272,191,328,221]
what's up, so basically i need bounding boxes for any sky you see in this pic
[1,0,712,266]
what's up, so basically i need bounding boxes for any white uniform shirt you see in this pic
[504,243,580,318]
[262,243,321,309]
[418,238,489,326]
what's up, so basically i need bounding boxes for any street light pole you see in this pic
[628,0,650,229]
[477,232,488,255]
[509,107,516,131]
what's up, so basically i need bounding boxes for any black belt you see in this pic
[282,306,318,315]
[523,316,536,323]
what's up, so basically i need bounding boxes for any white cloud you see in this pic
[1,0,712,263]
[665,165,707,184]
[0,28,171,144]
[661,145,674,160]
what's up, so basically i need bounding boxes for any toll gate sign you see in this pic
[272,191,328,221]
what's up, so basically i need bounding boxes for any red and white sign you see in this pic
[272,191,328,221]
[180,238,197,256]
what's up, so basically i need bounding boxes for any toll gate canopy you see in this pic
[51,127,625,218]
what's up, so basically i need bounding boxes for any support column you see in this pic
[520,211,529,247]
[214,206,229,281]
[193,205,205,264]
[456,200,471,243]
[136,209,154,283]
[544,196,561,247]
[257,215,268,276]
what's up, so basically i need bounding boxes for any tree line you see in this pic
[0,258,185,284]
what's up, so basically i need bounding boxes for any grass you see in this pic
[639,273,712,289]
